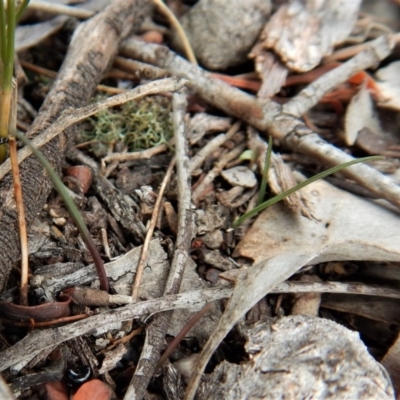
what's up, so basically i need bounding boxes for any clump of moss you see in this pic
[81,95,173,153]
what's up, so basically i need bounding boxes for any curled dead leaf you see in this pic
[0,294,71,322]
[72,379,115,400]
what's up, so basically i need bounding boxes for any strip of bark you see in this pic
[0,0,152,291]
[0,287,232,371]
[2,280,400,371]
[124,91,194,400]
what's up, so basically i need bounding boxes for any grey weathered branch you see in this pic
[2,280,399,371]
[124,91,194,400]
[120,35,400,210]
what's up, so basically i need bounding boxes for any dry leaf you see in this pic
[234,177,400,264]
[72,379,115,400]
[344,84,381,145]
[375,61,400,111]
[43,381,68,400]
[256,0,362,72]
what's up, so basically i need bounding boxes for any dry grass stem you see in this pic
[9,137,29,306]
[131,159,175,301]
[27,0,94,19]
[152,0,197,65]
[103,143,168,163]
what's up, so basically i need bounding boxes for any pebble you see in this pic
[221,166,257,188]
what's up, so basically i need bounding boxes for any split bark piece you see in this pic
[30,239,169,300]
[250,0,362,97]
[256,0,362,73]
[197,316,394,399]
[0,0,152,292]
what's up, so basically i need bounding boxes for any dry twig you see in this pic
[125,91,194,400]
[131,159,175,301]
[121,35,400,210]
[1,280,398,371]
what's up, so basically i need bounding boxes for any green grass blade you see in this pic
[16,0,29,22]
[4,0,16,90]
[15,130,109,292]
[0,0,6,80]
[257,135,272,206]
[232,156,383,228]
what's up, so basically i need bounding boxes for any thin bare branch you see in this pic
[125,91,193,400]
[121,36,400,211]
[131,159,175,301]
[0,287,232,372]
[282,35,394,117]
[1,280,398,371]
[27,0,94,19]
[103,143,168,163]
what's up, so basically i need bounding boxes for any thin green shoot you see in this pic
[15,130,110,292]
[232,156,383,228]
[256,135,272,206]
[0,1,6,65]
[16,0,29,22]
[4,0,16,88]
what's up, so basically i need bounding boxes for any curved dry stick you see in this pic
[131,159,175,301]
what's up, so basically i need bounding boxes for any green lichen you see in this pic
[81,95,173,152]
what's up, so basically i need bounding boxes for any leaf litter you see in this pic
[2,0,400,399]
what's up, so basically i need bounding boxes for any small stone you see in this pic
[53,217,66,226]
[202,230,224,249]
[173,0,271,70]
[95,338,110,350]
[221,166,257,188]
